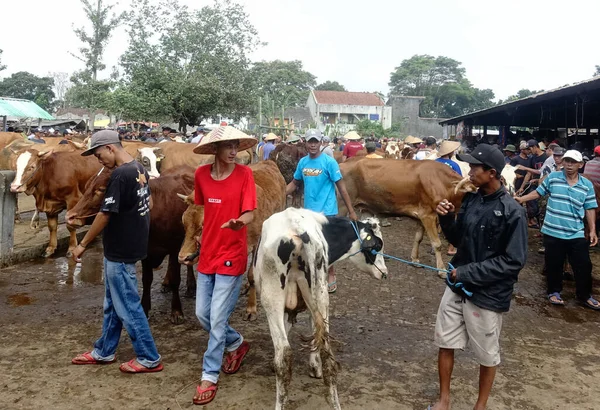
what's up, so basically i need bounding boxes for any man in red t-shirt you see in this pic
[342,131,364,161]
[190,127,257,406]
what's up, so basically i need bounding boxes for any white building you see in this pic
[307,90,392,135]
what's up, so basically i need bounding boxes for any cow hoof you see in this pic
[380,220,391,227]
[438,271,447,279]
[170,311,184,325]
[66,249,74,258]
[43,248,56,258]
[309,366,323,379]
[244,311,257,322]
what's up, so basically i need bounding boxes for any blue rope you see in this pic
[349,221,473,297]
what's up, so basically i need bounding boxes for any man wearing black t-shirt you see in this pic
[71,130,163,373]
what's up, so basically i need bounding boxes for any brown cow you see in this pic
[9,149,103,256]
[127,141,253,179]
[66,165,196,324]
[269,142,308,207]
[338,159,476,275]
[177,160,287,321]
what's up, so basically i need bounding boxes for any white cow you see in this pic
[254,208,388,410]
[385,140,401,159]
[501,164,517,195]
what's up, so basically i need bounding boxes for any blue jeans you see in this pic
[91,258,161,368]
[196,272,244,384]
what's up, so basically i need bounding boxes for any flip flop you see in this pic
[71,351,115,365]
[193,383,218,406]
[119,359,164,374]
[222,341,250,374]
[581,297,600,311]
[328,280,337,294]
[548,292,565,306]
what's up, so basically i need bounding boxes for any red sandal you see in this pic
[193,383,218,405]
[71,351,115,365]
[119,359,164,373]
[222,341,250,374]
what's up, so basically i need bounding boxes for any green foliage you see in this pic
[0,71,55,110]
[70,0,126,117]
[353,119,385,138]
[0,49,6,72]
[315,81,346,91]
[117,0,261,125]
[388,54,495,118]
[497,89,542,105]
[595,65,600,77]
[250,60,316,110]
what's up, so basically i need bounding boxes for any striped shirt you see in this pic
[536,171,597,240]
[584,158,600,185]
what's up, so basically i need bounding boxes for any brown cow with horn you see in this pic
[338,159,477,276]
[177,159,286,321]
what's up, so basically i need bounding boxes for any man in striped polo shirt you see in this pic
[517,150,600,310]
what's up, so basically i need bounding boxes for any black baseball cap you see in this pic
[457,144,505,174]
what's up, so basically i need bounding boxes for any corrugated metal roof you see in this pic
[0,97,54,120]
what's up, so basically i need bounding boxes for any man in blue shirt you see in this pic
[286,129,358,293]
[435,140,462,176]
[262,133,277,160]
[517,150,600,310]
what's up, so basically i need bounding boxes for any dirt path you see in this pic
[1,217,599,409]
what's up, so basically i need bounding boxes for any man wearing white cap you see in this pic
[517,150,600,311]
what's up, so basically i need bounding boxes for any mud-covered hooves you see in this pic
[42,250,55,258]
[244,312,257,322]
[66,251,74,258]
[170,312,185,325]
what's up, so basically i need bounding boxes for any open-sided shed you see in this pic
[0,96,54,130]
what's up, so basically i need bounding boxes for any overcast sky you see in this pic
[1,0,599,101]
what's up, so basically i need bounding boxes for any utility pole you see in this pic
[258,96,262,129]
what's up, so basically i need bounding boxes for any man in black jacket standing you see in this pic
[428,144,527,410]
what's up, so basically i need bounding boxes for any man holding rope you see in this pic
[429,144,527,410]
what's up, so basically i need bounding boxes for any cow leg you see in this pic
[141,259,153,317]
[30,209,40,230]
[300,276,340,409]
[245,263,258,321]
[166,254,184,324]
[43,214,59,257]
[161,268,171,293]
[185,265,196,298]
[410,222,425,264]
[261,275,292,410]
[421,216,445,276]
[66,223,78,258]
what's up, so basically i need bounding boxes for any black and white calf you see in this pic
[254,207,388,410]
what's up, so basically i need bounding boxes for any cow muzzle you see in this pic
[10,184,26,193]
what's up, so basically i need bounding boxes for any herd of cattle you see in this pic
[0,131,519,409]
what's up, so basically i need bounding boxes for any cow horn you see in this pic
[176,193,188,201]
[37,150,47,157]
[454,177,470,195]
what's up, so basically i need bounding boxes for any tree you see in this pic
[498,89,542,105]
[118,0,262,128]
[71,0,126,126]
[594,65,600,77]
[0,49,6,72]
[48,72,72,109]
[388,54,494,117]
[315,81,346,92]
[250,60,316,120]
[0,71,55,110]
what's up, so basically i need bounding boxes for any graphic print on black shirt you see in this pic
[101,161,151,263]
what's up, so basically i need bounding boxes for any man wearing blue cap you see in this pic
[430,144,527,410]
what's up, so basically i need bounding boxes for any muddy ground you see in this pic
[1,217,599,410]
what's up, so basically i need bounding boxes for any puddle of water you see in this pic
[7,292,34,306]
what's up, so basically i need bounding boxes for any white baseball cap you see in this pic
[562,149,583,162]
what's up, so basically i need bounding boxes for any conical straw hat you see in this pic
[438,140,461,157]
[344,131,361,140]
[404,135,423,144]
[265,133,278,141]
[193,126,257,155]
